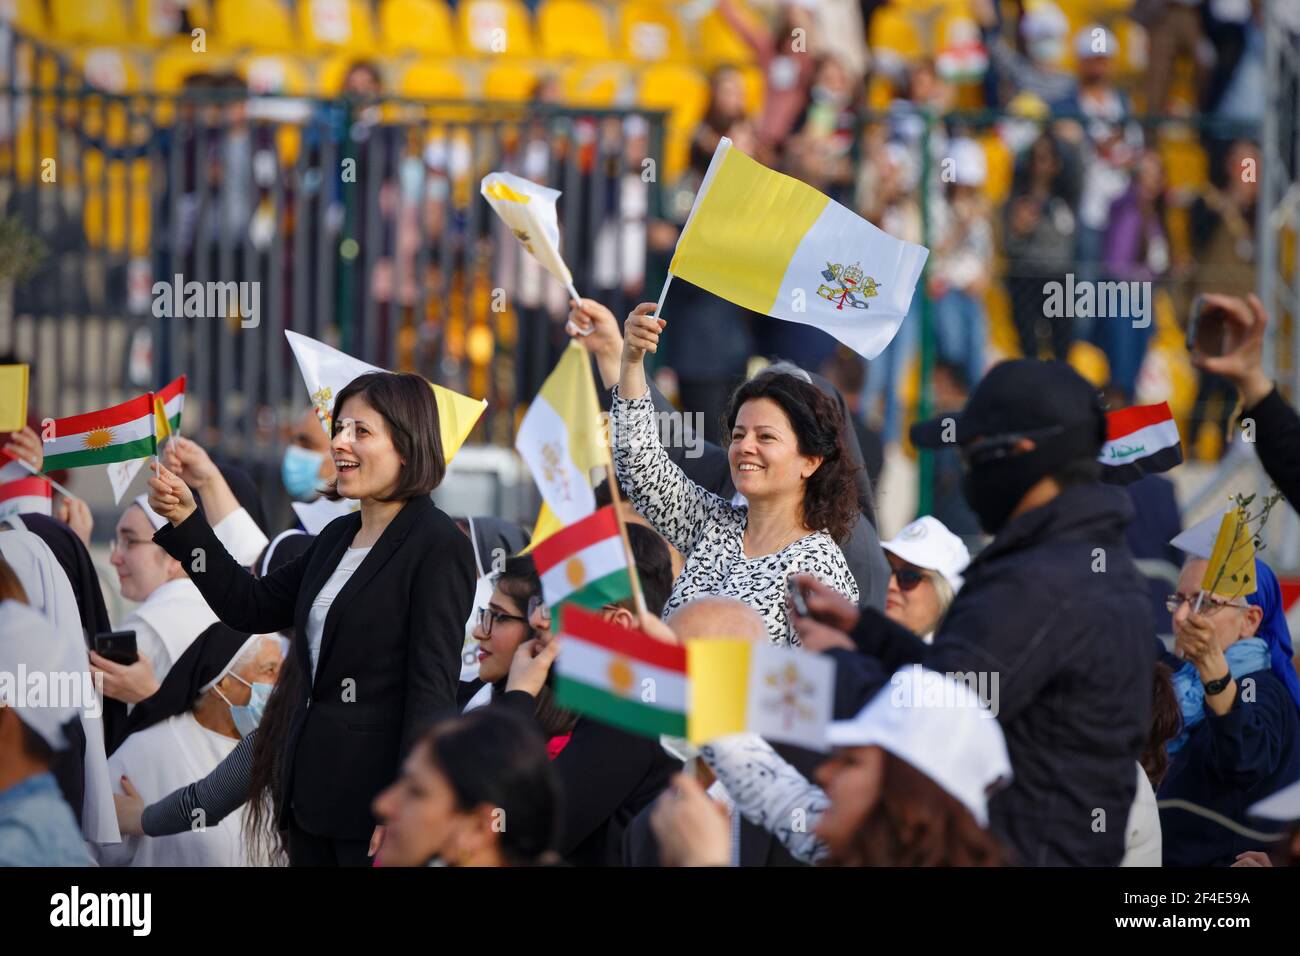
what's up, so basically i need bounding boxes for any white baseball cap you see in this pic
[1020,3,1068,41]
[882,516,971,592]
[0,600,83,750]
[827,665,1012,826]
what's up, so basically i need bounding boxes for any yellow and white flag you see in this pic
[668,137,929,360]
[481,171,577,294]
[515,341,608,524]
[284,330,486,463]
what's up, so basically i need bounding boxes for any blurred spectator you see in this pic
[1140,0,1208,116]
[690,66,750,177]
[820,346,884,488]
[973,0,1075,109]
[1004,131,1081,360]
[1187,140,1259,456]
[787,55,860,201]
[879,516,970,643]
[1055,26,1142,285]
[1095,150,1169,401]
[928,138,992,391]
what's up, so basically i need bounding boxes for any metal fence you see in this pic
[0,29,665,528]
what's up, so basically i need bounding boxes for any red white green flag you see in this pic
[42,393,157,471]
[532,505,636,618]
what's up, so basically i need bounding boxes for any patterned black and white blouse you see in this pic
[611,387,858,645]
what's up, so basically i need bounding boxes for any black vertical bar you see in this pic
[316,124,336,342]
[362,126,381,364]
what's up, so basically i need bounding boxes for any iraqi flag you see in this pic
[553,606,688,739]
[1099,402,1182,485]
[0,476,52,521]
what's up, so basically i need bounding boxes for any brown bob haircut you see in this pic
[323,371,445,502]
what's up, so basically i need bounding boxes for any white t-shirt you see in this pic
[306,546,372,678]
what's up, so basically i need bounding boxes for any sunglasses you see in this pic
[888,561,930,592]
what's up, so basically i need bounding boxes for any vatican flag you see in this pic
[667,137,929,360]
[284,331,486,463]
[481,171,578,299]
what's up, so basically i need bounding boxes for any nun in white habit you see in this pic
[96,627,283,867]
[0,525,121,846]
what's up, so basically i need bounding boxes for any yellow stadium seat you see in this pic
[484,62,540,101]
[379,0,457,56]
[400,61,468,99]
[619,2,687,63]
[697,6,760,66]
[298,0,376,54]
[639,63,708,179]
[50,0,131,44]
[153,46,231,93]
[537,0,611,59]
[238,54,311,95]
[737,64,763,115]
[10,0,49,37]
[214,0,295,51]
[977,130,1013,205]
[132,0,211,45]
[560,62,628,107]
[459,0,535,57]
[868,6,924,68]
[1158,135,1209,193]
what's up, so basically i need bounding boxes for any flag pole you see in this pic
[565,281,593,337]
[653,272,674,319]
[14,457,76,500]
[603,460,648,620]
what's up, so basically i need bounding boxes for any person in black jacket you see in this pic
[146,371,476,866]
[469,524,682,865]
[1189,293,1300,509]
[791,359,1156,866]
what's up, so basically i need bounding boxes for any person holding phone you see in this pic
[146,371,476,866]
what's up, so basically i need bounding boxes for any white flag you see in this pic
[745,643,836,751]
[107,458,147,505]
[481,171,576,290]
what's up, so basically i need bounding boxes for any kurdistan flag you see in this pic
[43,394,157,471]
[553,606,688,738]
[0,476,52,521]
[533,505,636,617]
[515,341,608,524]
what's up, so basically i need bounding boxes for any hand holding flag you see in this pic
[147,459,197,526]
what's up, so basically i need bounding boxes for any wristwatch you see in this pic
[1203,672,1233,696]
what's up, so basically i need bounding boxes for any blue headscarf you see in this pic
[1245,560,1300,718]
[1167,559,1300,755]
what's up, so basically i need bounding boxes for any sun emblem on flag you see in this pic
[761,662,816,730]
[565,557,587,589]
[83,427,115,450]
[816,262,881,311]
[606,657,635,696]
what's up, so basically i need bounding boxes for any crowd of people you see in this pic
[3,283,1300,869]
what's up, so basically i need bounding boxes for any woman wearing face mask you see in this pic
[96,628,283,866]
[281,405,336,502]
[615,304,860,646]
[879,516,970,643]
[1157,556,1300,867]
[146,371,477,866]
[373,708,561,867]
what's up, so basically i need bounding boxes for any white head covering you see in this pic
[827,665,1011,826]
[0,599,82,748]
[882,516,971,592]
[0,529,121,843]
[198,633,269,694]
[1020,2,1067,40]
[133,494,168,532]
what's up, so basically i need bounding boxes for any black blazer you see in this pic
[155,495,477,839]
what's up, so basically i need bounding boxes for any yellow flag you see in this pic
[686,640,753,745]
[521,501,565,554]
[431,383,487,461]
[153,396,172,443]
[1201,508,1257,597]
[0,364,28,433]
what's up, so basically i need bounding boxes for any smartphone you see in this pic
[786,576,810,619]
[93,630,138,666]
[1186,294,1229,357]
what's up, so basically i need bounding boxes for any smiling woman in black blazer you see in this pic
[146,371,476,866]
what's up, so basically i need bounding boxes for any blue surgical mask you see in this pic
[215,674,274,738]
[281,445,326,500]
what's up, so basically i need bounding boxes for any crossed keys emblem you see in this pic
[816,262,881,311]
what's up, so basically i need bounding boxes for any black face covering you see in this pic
[961,422,1101,535]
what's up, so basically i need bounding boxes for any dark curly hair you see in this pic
[1141,662,1182,790]
[724,372,859,542]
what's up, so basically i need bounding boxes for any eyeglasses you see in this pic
[888,562,930,592]
[1164,593,1249,616]
[961,426,1067,468]
[109,535,155,556]
[476,606,528,637]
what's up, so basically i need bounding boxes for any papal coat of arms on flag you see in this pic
[816,262,881,311]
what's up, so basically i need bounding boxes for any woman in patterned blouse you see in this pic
[611,302,860,644]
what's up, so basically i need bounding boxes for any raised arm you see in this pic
[136,731,257,837]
